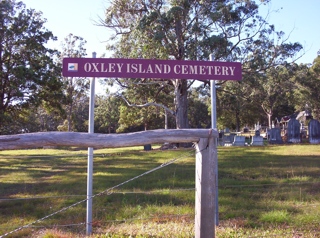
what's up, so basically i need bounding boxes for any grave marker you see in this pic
[268,128,283,144]
[287,118,301,143]
[251,130,264,146]
[233,135,246,146]
[308,119,320,144]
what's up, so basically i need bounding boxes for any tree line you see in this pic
[1,0,319,135]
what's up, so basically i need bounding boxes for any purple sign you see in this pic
[62,58,242,80]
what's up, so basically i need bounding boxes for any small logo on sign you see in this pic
[68,63,78,71]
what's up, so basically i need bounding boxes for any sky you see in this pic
[21,0,320,65]
[22,0,111,57]
[259,0,320,64]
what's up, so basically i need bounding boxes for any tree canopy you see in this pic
[0,0,62,134]
[59,33,89,131]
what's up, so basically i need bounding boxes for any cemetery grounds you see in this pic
[0,144,319,237]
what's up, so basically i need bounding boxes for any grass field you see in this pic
[0,144,320,237]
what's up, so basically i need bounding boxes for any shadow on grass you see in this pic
[217,145,320,228]
[0,145,320,236]
[0,148,195,232]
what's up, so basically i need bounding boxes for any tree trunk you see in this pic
[262,104,273,129]
[164,109,168,129]
[67,77,76,132]
[236,110,241,132]
[268,113,272,129]
[174,79,189,129]
[67,104,73,132]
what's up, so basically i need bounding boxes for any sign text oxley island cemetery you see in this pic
[62,58,242,80]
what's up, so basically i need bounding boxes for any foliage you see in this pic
[188,87,211,128]
[94,94,121,133]
[244,64,298,128]
[0,0,62,134]
[294,57,320,120]
[58,33,89,131]
[57,95,90,132]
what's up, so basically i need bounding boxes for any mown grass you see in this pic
[0,144,320,237]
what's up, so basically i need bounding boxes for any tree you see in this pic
[216,80,260,131]
[57,94,89,132]
[218,20,303,130]
[58,33,89,131]
[0,0,62,134]
[294,56,320,120]
[188,87,211,128]
[100,0,281,129]
[12,104,62,133]
[257,65,297,128]
[306,57,320,119]
[94,94,121,133]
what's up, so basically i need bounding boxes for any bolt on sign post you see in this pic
[62,57,242,236]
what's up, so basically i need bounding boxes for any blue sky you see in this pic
[259,0,320,64]
[22,0,320,64]
[23,0,111,57]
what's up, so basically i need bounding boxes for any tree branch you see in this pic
[119,94,176,116]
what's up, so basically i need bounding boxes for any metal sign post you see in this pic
[86,52,96,235]
[210,54,219,226]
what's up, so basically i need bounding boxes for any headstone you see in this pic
[251,130,263,146]
[144,144,152,151]
[218,130,224,146]
[160,143,177,150]
[251,135,264,146]
[222,134,235,146]
[219,130,224,138]
[233,135,246,146]
[308,119,320,144]
[268,128,283,144]
[287,118,301,143]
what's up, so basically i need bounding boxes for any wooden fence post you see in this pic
[195,136,216,238]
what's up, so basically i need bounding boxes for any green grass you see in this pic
[0,144,320,237]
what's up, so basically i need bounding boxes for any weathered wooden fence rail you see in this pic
[0,129,218,238]
[0,129,216,150]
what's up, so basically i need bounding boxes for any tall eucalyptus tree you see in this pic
[59,33,89,131]
[100,0,282,129]
[0,0,61,134]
